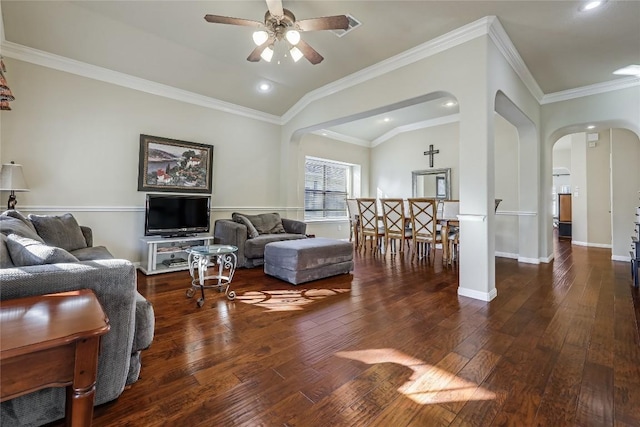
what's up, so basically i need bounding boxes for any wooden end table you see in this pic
[0,289,110,427]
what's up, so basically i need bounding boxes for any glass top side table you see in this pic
[185,244,238,307]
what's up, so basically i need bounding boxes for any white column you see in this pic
[458,98,496,301]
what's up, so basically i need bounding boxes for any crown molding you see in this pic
[312,130,371,147]
[281,17,493,124]
[371,114,460,147]
[0,41,282,125]
[541,76,640,105]
[487,17,544,102]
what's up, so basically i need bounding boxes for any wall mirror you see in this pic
[412,168,451,199]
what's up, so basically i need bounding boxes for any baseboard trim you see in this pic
[572,241,612,249]
[611,255,632,262]
[540,253,554,263]
[458,286,498,302]
[517,256,540,264]
[495,251,518,259]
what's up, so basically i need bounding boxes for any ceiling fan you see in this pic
[204,0,349,65]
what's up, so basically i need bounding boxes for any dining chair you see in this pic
[441,200,460,264]
[407,198,441,261]
[380,198,412,256]
[356,198,384,253]
[346,198,359,246]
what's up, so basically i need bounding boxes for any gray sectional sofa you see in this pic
[0,210,155,427]
[214,212,307,268]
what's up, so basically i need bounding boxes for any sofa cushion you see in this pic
[232,213,259,239]
[71,246,114,261]
[0,233,15,268]
[5,234,79,266]
[244,233,306,259]
[133,292,155,352]
[0,215,44,243]
[233,212,286,235]
[29,213,88,252]
[1,210,37,233]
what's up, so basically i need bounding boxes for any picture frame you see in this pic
[138,134,213,193]
[436,175,446,198]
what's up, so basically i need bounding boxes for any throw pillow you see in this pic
[0,234,15,268]
[233,212,286,235]
[1,209,37,233]
[5,234,79,266]
[255,213,286,234]
[0,215,44,243]
[232,213,259,239]
[28,213,88,252]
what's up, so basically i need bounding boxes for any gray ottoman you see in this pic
[264,238,354,285]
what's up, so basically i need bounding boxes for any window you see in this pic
[304,157,351,220]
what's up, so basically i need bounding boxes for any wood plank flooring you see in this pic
[52,238,640,426]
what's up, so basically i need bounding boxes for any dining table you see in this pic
[353,208,459,262]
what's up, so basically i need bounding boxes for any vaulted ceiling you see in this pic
[2,1,639,140]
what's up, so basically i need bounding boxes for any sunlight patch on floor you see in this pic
[235,288,350,312]
[335,348,496,405]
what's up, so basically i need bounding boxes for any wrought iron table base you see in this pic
[186,251,237,307]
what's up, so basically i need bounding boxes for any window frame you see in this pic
[304,156,354,221]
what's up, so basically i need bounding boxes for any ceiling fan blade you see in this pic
[204,14,263,27]
[296,39,324,65]
[247,36,276,62]
[265,0,284,18]
[296,15,349,32]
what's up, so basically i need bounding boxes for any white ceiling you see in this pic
[2,0,639,142]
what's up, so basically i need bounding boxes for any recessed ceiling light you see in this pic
[587,125,596,130]
[579,0,606,12]
[613,64,640,77]
[383,117,391,122]
[258,82,272,92]
[443,100,458,108]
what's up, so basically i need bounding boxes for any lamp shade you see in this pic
[0,162,29,191]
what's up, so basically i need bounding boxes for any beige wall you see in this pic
[571,133,588,244]
[371,122,460,200]
[586,131,612,246]
[611,128,640,259]
[0,59,282,261]
[494,114,520,257]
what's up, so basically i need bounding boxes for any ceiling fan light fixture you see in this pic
[252,30,269,46]
[290,46,303,62]
[285,30,300,45]
[260,46,274,62]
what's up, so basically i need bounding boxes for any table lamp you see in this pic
[0,161,29,210]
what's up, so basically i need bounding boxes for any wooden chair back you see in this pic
[407,198,439,244]
[356,198,383,252]
[380,198,406,236]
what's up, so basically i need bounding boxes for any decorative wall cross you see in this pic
[423,144,440,168]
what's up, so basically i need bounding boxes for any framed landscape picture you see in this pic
[138,134,213,193]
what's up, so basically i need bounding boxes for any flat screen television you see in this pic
[144,194,211,237]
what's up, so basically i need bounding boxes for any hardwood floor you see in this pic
[65,239,640,426]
